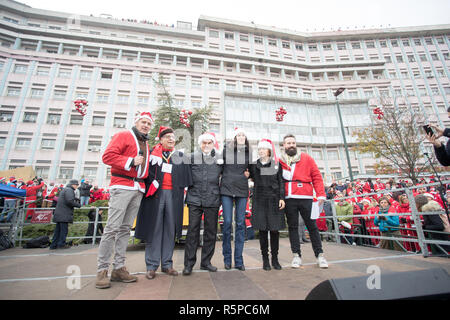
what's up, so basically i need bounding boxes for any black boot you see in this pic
[270,231,282,270]
[259,231,271,271]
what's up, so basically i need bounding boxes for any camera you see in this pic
[423,124,434,136]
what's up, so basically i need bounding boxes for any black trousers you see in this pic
[259,230,279,257]
[184,205,219,268]
[285,199,323,258]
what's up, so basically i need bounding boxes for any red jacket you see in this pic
[102,129,150,193]
[280,152,325,200]
[25,182,45,202]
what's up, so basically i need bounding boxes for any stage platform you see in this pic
[0,238,448,300]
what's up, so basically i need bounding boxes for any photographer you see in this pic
[424,114,450,166]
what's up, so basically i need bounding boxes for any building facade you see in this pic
[0,0,449,186]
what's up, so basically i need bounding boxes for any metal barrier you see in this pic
[0,180,449,258]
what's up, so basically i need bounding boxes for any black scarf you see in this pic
[132,126,149,141]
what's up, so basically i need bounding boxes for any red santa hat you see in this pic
[198,132,218,149]
[134,111,154,124]
[9,177,15,182]
[257,139,279,162]
[233,127,246,138]
[423,193,434,199]
[155,126,174,140]
[26,180,34,185]
[361,198,371,205]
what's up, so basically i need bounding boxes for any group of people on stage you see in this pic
[95,112,328,290]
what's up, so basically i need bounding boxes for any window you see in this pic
[92,116,105,126]
[425,38,433,45]
[7,86,21,96]
[88,141,101,152]
[59,167,74,179]
[254,36,263,44]
[402,39,410,46]
[35,167,49,179]
[379,40,387,48]
[47,113,61,125]
[337,42,346,50]
[113,117,126,128]
[419,54,427,62]
[295,43,303,50]
[327,150,339,160]
[436,37,445,44]
[396,55,404,63]
[70,114,83,125]
[64,139,79,151]
[268,39,277,46]
[80,70,92,80]
[53,90,66,100]
[224,32,234,40]
[384,55,392,63]
[14,64,27,74]
[16,138,31,149]
[322,43,331,51]
[30,88,44,98]
[408,55,416,62]
[0,111,13,122]
[83,167,97,179]
[101,72,113,80]
[209,30,219,38]
[58,68,71,78]
[312,150,323,160]
[431,53,439,61]
[117,94,129,104]
[137,95,149,105]
[41,139,55,149]
[413,38,422,46]
[282,41,290,49]
[351,42,361,49]
[366,41,375,48]
[36,66,50,76]
[23,112,37,123]
[391,39,398,47]
[96,93,109,103]
[240,34,249,42]
[308,44,317,51]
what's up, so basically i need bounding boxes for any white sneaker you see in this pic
[317,253,328,269]
[352,242,357,246]
[291,253,302,268]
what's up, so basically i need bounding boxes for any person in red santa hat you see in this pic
[135,125,192,280]
[96,111,153,289]
[24,178,45,220]
[280,134,328,269]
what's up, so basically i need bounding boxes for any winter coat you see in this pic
[434,128,450,166]
[335,201,353,224]
[249,159,286,231]
[79,182,92,197]
[52,185,81,223]
[220,144,251,198]
[421,200,450,233]
[186,150,223,208]
[134,149,192,243]
[374,205,399,232]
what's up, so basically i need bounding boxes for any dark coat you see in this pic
[434,128,450,166]
[220,144,251,198]
[79,183,92,197]
[249,159,286,231]
[134,149,192,243]
[52,185,81,223]
[84,209,103,244]
[186,149,223,208]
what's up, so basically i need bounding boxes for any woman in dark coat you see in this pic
[249,139,285,271]
[220,128,251,270]
[50,180,81,249]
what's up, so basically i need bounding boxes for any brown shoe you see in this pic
[95,270,111,289]
[162,268,178,276]
[146,270,156,280]
[110,267,137,283]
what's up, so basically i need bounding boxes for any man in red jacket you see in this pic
[25,178,45,220]
[280,134,328,269]
[96,111,153,289]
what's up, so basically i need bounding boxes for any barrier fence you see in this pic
[0,181,449,257]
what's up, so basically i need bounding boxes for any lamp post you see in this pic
[334,88,354,182]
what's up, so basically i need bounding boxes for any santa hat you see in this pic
[134,111,153,124]
[156,126,174,140]
[9,177,15,182]
[233,127,246,138]
[26,180,34,185]
[361,198,371,204]
[0,177,4,182]
[423,193,434,199]
[257,139,279,162]
[198,132,219,149]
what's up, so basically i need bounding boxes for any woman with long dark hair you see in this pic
[220,128,251,270]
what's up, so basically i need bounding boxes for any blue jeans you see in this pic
[221,196,248,267]
[80,196,90,206]
[1,199,16,222]
[50,222,69,248]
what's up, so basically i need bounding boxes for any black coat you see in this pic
[134,149,192,243]
[220,144,251,198]
[79,183,92,197]
[434,128,450,166]
[186,150,223,208]
[249,159,286,231]
[52,185,81,223]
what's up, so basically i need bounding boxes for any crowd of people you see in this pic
[319,176,450,254]
[0,177,110,223]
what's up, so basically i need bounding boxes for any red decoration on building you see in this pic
[275,106,287,122]
[74,99,88,116]
[179,109,192,127]
[373,106,384,120]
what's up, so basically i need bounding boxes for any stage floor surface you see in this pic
[0,238,448,300]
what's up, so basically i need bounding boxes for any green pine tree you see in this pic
[148,75,213,153]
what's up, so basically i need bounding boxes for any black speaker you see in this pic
[305,268,450,300]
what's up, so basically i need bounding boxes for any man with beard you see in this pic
[280,134,328,269]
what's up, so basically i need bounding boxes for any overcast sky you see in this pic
[21,0,450,32]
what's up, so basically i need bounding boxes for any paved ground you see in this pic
[0,238,449,300]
